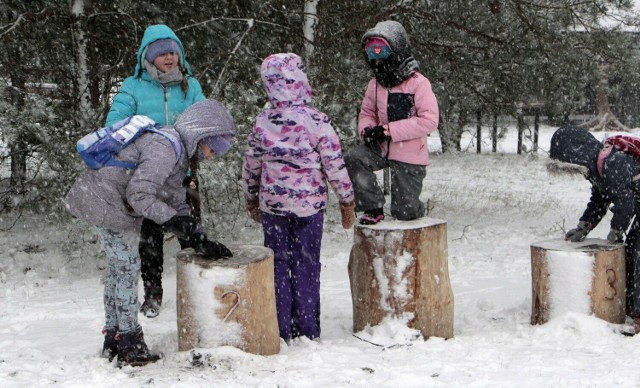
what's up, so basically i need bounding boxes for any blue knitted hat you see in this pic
[145,39,182,63]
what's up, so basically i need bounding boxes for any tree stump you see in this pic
[531,238,625,325]
[176,245,280,355]
[348,218,454,339]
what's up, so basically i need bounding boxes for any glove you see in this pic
[607,229,624,244]
[363,126,390,148]
[245,200,262,223]
[186,232,232,260]
[565,220,591,242]
[162,215,198,240]
[340,201,355,229]
[195,239,233,260]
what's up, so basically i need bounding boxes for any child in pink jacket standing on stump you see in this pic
[242,53,355,342]
[345,20,439,225]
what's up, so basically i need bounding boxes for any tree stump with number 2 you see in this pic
[176,245,280,355]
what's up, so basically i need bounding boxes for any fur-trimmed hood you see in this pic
[548,126,603,179]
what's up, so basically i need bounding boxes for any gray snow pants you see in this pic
[344,144,426,220]
[96,227,140,334]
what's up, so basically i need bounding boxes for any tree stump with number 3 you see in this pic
[176,245,280,355]
[531,238,625,325]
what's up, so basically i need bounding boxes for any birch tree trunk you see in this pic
[70,0,93,128]
[303,0,320,61]
[7,36,26,189]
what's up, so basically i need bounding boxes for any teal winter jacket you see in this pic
[105,24,205,127]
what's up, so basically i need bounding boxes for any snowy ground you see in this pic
[2,123,640,387]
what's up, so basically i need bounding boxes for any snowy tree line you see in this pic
[1,0,639,234]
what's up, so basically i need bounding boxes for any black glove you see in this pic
[193,238,233,260]
[162,216,198,240]
[565,221,591,243]
[607,229,624,244]
[363,126,390,148]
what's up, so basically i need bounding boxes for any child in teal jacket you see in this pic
[105,24,206,319]
[106,24,205,126]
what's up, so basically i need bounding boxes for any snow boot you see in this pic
[101,328,118,362]
[359,208,384,225]
[140,286,163,318]
[634,317,640,334]
[117,327,162,367]
[619,317,640,336]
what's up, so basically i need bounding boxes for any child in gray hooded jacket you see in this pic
[64,99,236,366]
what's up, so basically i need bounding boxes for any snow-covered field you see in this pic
[2,123,640,387]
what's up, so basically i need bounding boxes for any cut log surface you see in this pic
[531,238,625,325]
[176,245,280,355]
[348,218,454,339]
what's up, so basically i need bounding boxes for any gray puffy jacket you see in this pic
[64,99,236,232]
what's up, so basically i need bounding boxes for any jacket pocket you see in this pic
[387,93,415,122]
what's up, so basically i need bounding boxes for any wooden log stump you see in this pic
[348,218,454,339]
[531,238,625,325]
[176,245,280,355]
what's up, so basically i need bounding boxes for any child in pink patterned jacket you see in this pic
[242,53,355,341]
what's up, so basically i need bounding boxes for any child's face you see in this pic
[153,52,179,73]
[198,141,215,160]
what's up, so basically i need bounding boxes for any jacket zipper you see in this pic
[163,85,170,125]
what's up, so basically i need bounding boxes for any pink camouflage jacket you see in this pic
[358,72,439,166]
[242,53,354,217]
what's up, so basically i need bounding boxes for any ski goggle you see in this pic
[365,44,392,60]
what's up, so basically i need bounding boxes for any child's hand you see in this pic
[196,240,233,260]
[245,201,262,223]
[363,126,390,148]
[162,215,198,239]
[565,221,591,242]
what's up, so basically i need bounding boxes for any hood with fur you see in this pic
[549,126,603,179]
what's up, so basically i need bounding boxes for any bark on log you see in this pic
[348,218,454,339]
[531,238,625,325]
[176,245,280,355]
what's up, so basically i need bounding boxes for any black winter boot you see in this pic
[359,208,384,225]
[117,327,162,367]
[140,286,163,318]
[101,328,118,362]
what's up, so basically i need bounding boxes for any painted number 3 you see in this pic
[604,268,617,301]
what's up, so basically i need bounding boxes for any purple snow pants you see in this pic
[262,211,324,341]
